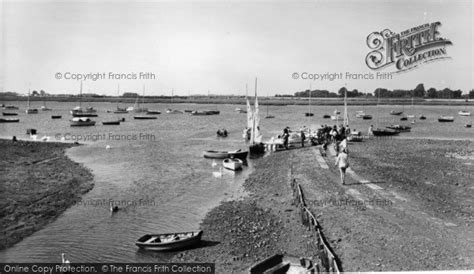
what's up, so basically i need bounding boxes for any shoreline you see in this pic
[0,139,94,250]
[171,138,473,272]
[2,96,473,106]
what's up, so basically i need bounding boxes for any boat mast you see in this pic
[308,83,312,124]
[117,84,120,108]
[252,78,257,144]
[142,85,145,107]
[79,81,83,108]
[343,84,349,128]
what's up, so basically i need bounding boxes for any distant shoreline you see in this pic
[1,95,473,106]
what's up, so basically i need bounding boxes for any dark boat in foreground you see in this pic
[372,128,399,136]
[3,112,18,116]
[203,149,248,160]
[136,230,203,251]
[52,115,62,119]
[0,118,20,123]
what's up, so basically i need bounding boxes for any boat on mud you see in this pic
[0,118,20,123]
[134,116,157,120]
[458,110,471,116]
[249,254,317,274]
[390,110,403,116]
[102,120,121,125]
[2,112,18,116]
[136,230,203,251]
[372,128,399,136]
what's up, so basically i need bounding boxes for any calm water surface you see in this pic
[0,101,472,262]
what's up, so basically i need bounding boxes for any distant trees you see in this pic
[122,92,139,97]
[373,83,464,98]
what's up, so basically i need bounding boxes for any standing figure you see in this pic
[335,148,349,185]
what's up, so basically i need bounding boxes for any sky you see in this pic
[1,0,472,96]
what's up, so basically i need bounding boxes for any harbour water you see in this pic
[0,101,472,262]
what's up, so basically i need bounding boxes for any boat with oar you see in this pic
[70,117,96,127]
[3,112,18,116]
[438,115,454,122]
[203,149,248,160]
[386,125,411,132]
[135,230,203,251]
[0,118,20,123]
[249,254,317,274]
[223,158,243,171]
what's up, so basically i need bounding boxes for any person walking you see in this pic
[335,148,349,185]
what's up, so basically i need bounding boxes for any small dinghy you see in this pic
[136,230,203,251]
[203,149,248,160]
[223,158,243,171]
[51,115,62,119]
[2,112,18,116]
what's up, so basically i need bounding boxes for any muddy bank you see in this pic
[171,138,473,272]
[0,139,94,250]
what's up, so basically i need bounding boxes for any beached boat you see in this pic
[400,116,408,121]
[134,116,157,120]
[70,117,96,127]
[390,110,403,115]
[0,118,20,123]
[386,125,411,132]
[249,254,317,274]
[223,158,243,171]
[458,110,471,116]
[419,115,427,120]
[362,114,373,120]
[203,149,248,160]
[136,230,203,251]
[372,128,399,136]
[322,114,331,119]
[438,116,454,122]
[191,110,214,115]
[4,105,19,110]
[3,112,18,116]
[51,115,62,119]
[102,120,121,125]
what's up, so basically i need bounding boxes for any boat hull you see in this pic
[136,230,203,251]
[0,118,20,123]
[70,122,96,127]
[203,150,248,160]
[223,158,243,171]
[372,128,399,136]
[2,112,18,116]
[102,121,121,125]
[134,116,157,120]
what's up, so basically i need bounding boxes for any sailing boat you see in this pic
[132,85,148,113]
[265,90,275,119]
[114,84,128,113]
[243,86,253,140]
[71,81,98,117]
[305,88,313,117]
[249,78,265,154]
[25,89,39,114]
[165,89,182,114]
[40,93,52,111]
[372,90,399,136]
[438,91,454,122]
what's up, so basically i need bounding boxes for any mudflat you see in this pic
[0,139,94,250]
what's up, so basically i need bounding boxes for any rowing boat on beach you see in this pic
[372,128,399,136]
[203,149,248,159]
[135,230,203,251]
